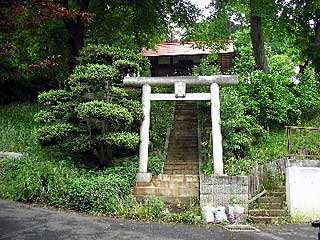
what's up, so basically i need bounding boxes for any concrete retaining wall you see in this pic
[286,160,320,220]
[200,175,249,208]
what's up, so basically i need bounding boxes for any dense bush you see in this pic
[238,70,320,128]
[35,45,149,166]
[0,153,138,213]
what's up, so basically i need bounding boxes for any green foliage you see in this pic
[200,160,214,176]
[98,132,140,149]
[292,72,320,120]
[0,103,41,152]
[232,28,256,76]
[150,100,175,151]
[38,90,75,106]
[119,99,143,123]
[35,45,147,166]
[239,70,320,128]
[262,170,285,191]
[0,153,138,214]
[192,57,221,75]
[76,101,133,124]
[36,123,79,146]
[148,156,164,175]
[64,174,131,213]
[221,88,265,159]
[78,44,150,73]
[68,64,118,95]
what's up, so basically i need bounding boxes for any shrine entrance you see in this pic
[124,75,238,183]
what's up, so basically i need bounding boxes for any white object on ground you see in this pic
[203,206,215,224]
[214,206,228,223]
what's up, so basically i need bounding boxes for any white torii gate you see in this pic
[124,76,238,182]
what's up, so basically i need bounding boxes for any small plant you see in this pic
[200,160,214,175]
[262,170,285,191]
[148,155,164,175]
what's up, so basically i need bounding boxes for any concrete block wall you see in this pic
[200,175,249,208]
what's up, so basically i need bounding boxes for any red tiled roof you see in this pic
[141,41,234,57]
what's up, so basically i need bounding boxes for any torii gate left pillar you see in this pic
[124,76,238,183]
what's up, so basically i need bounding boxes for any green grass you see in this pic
[247,129,287,165]
[0,103,41,152]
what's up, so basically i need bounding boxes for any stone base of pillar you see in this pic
[136,172,152,183]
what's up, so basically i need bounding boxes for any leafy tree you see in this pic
[0,1,70,103]
[35,45,149,166]
[207,0,277,72]
[278,0,320,73]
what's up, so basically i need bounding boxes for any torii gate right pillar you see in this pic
[211,83,223,175]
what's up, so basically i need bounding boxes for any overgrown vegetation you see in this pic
[0,102,195,223]
[196,31,320,175]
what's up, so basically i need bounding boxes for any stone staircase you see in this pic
[248,187,287,224]
[164,101,199,175]
[133,174,199,203]
[132,101,200,203]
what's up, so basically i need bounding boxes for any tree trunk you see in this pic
[250,0,269,73]
[60,0,89,70]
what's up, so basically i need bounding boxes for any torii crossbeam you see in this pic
[124,75,238,182]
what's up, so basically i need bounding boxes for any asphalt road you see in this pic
[0,200,317,240]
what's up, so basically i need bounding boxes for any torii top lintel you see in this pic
[123,75,238,87]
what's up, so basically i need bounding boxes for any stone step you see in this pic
[175,104,197,108]
[168,143,198,147]
[248,216,281,224]
[152,181,199,189]
[258,203,283,209]
[173,122,197,126]
[159,174,199,182]
[169,140,198,144]
[168,138,198,142]
[167,151,198,155]
[167,150,198,154]
[156,187,199,197]
[175,116,197,121]
[133,186,156,195]
[165,161,199,165]
[165,160,198,164]
[258,197,284,204]
[166,158,198,162]
[164,162,199,167]
[249,209,286,217]
[174,109,197,114]
[172,125,197,130]
[136,195,198,204]
[266,192,285,197]
[133,186,199,197]
[274,186,285,192]
[164,170,199,175]
[171,132,197,135]
[164,165,199,171]
[164,163,198,167]
[170,136,198,141]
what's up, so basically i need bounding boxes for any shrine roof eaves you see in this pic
[141,41,234,57]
